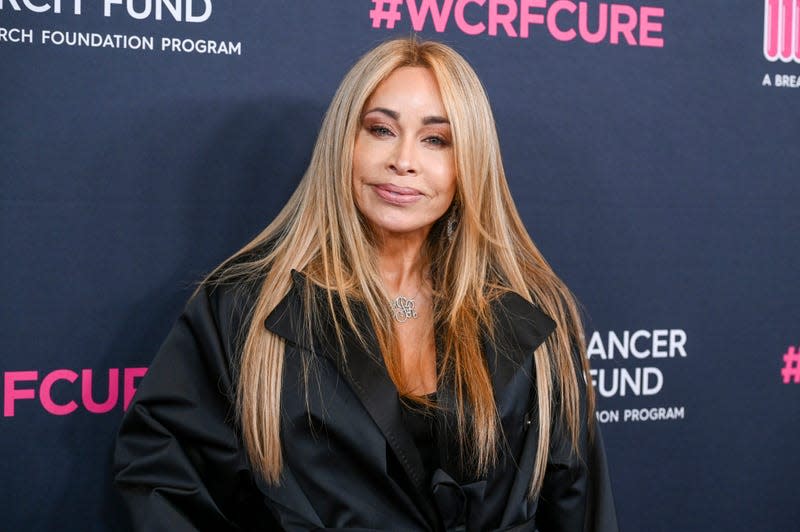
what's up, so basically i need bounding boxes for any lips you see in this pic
[372,183,424,205]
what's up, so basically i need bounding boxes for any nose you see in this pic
[389,137,417,176]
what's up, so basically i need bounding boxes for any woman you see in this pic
[114,38,617,531]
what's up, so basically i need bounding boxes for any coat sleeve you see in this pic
[112,286,280,531]
[534,356,619,532]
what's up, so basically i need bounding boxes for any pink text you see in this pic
[401,0,664,47]
[3,367,148,417]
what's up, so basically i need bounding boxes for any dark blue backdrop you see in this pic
[1,1,798,530]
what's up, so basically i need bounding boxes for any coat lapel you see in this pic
[435,290,557,485]
[485,290,557,395]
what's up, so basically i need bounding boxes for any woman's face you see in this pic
[352,66,456,241]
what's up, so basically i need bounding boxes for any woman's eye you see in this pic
[424,136,449,147]
[368,125,393,137]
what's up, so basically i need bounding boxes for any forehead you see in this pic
[365,67,447,116]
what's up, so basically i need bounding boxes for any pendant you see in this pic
[391,296,418,323]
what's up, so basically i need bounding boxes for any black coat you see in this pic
[114,271,618,531]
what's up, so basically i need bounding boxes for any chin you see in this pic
[366,217,435,238]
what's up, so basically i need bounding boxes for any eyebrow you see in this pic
[363,107,450,125]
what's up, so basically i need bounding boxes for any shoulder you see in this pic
[196,242,274,339]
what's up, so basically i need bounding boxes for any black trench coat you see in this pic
[114,271,618,531]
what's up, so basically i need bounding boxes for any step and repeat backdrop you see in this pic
[1,1,798,530]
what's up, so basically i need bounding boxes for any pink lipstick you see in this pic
[373,184,424,205]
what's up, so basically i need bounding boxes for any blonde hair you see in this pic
[206,38,594,497]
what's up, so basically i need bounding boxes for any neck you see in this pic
[375,230,429,296]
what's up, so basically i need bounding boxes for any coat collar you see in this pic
[264,270,556,527]
[264,271,556,368]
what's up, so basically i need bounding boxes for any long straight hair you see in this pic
[206,38,594,497]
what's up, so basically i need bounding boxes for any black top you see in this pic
[400,393,440,482]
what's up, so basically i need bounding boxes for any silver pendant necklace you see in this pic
[390,295,418,323]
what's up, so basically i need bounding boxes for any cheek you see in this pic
[351,139,370,200]
[351,141,363,182]
[352,132,383,168]
[434,158,457,198]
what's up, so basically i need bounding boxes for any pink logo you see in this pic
[370,0,405,28]
[764,0,800,62]
[3,367,147,417]
[369,0,665,48]
[781,346,800,384]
